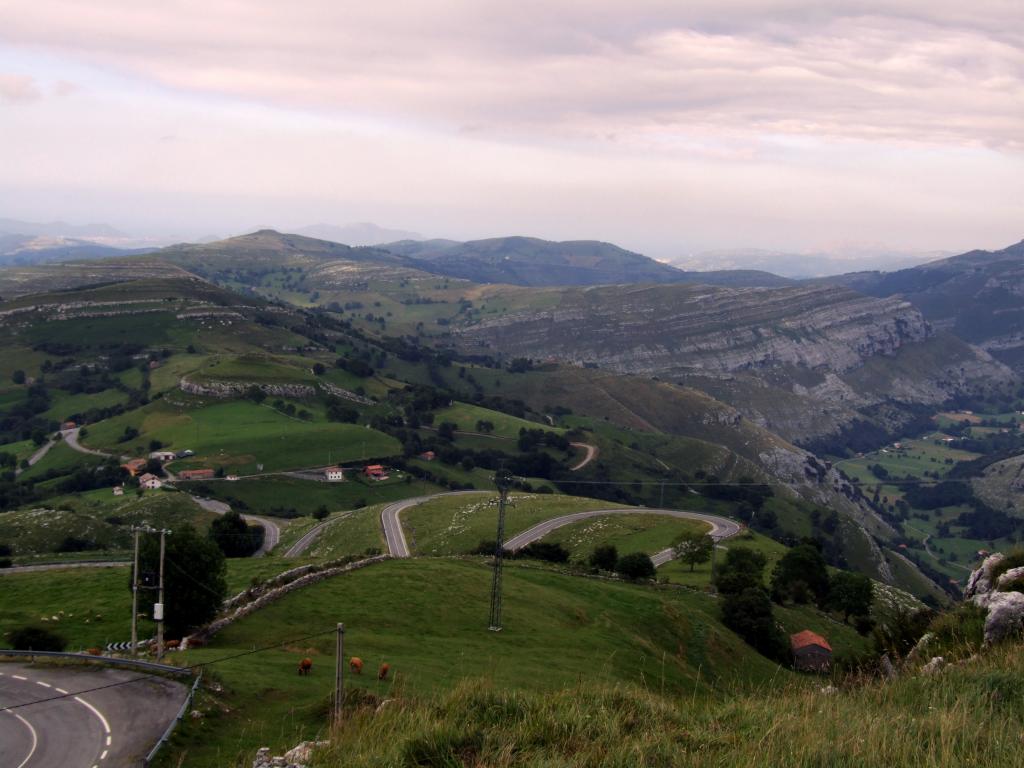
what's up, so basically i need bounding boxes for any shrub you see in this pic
[589,544,618,572]
[8,626,66,651]
[615,552,655,581]
[721,587,789,662]
[516,542,569,563]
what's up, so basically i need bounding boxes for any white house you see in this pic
[324,467,344,482]
[113,485,124,496]
[138,473,163,490]
[149,451,177,462]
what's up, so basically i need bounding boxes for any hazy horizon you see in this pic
[1,1,1022,260]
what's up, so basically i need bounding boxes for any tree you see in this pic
[11,369,25,385]
[312,505,330,521]
[615,552,656,580]
[312,362,326,376]
[209,510,265,558]
[8,626,66,651]
[714,547,767,595]
[720,587,789,662]
[674,531,713,571]
[770,542,830,605]
[245,385,267,404]
[516,542,569,563]
[589,544,618,571]
[138,525,227,638]
[827,571,874,622]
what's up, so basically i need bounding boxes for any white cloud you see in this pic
[0,73,40,102]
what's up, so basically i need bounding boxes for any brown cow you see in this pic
[298,657,313,676]
[378,662,390,681]
[165,640,180,651]
[85,648,102,656]
[349,656,363,675]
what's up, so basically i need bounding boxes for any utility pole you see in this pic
[488,468,513,632]
[155,529,169,662]
[130,528,140,658]
[334,622,345,725]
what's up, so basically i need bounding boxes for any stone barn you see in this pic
[790,630,832,672]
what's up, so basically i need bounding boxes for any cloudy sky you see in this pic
[0,1,1021,258]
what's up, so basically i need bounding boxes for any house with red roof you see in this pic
[790,630,832,672]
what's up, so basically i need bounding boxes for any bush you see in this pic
[715,547,767,595]
[589,544,618,572]
[312,505,330,521]
[516,542,569,563]
[721,587,789,662]
[615,552,656,580]
[8,626,66,651]
[0,557,11,569]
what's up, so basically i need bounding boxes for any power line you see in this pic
[0,627,338,714]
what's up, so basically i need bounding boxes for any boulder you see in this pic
[921,656,945,675]
[964,553,1005,605]
[995,566,1024,591]
[983,591,1024,645]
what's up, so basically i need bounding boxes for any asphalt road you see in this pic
[503,508,743,566]
[381,491,489,558]
[381,494,742,566]
[283,512,351,557]
[0,662,187,768]
[61,428,115,458]
[190,497,280,556]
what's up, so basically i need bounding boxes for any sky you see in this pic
[0,1,1021,259]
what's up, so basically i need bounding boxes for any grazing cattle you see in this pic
[298,657,313,676]
[85,648,102,656]
[165,640,180,650]
[378,662,390,681]
[349,656,363,674]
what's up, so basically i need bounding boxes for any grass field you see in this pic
[162,557,803,767]
[81,400,401,474]
[541,513,708,561]
[431,401,559,438]
[402,493,630,556]
[17,440,105,481]
[0,492,218,557]
[197,475,441,517]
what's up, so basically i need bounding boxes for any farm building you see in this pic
[324,467,344,482]
[121,458,148,477]
[178,468,215,481]
[419,451,436,461]
[226,474,239,482]
[138,473,163,490]
[113,486,124,496]
[61,420,77,430]
[790,630,832,672]
[364,464,388,480]
[149,451,177,462]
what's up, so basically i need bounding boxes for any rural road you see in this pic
[381,491,489,558]
[283,512,351,558]
[0,662,187,768]
[503,508,743,566]
[61,428,114,458]
[568,442,598,471]
[14,437,58,477]
[381,493,741,567]
[0,560,129,575]
[190,497,280,556]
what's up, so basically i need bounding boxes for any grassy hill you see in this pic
[164,556,869,766]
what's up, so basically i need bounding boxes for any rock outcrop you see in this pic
[964,553,1024,644]
[179,377,372,405]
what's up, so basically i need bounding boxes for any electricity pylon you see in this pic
[488,468,514,631]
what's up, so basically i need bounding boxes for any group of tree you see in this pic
[208,510,266,558]
[588,544,656,580]
[714,547,790,662]
[768,540,874,627]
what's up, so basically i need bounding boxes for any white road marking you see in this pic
[12,675,26,680]
[100,749,108,759]
[74,695,112,734]
[35,681,51,688]
[6,710,39,768]
[106,735,112,746]
[55,687,68,694]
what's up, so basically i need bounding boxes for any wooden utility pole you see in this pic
[334,623,345,725]
[156,529,168,661]
[488,468,514,632]
[130,528,140,658]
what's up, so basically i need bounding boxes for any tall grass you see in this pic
[318,643,1024,767]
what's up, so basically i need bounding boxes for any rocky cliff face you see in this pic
[455,283,1013,443]
[456,284,927,376]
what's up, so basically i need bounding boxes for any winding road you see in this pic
[568,442,599,471]
[0,663,186,768]
[380,492,742,566]
[190,497,280,556]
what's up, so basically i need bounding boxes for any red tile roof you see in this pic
[790,630,832,653]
